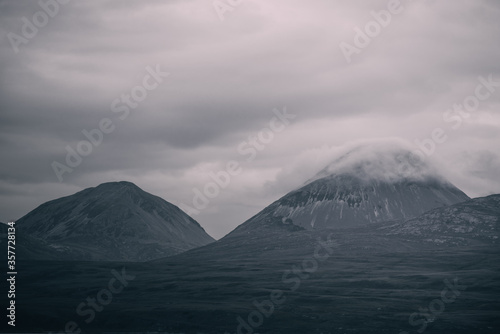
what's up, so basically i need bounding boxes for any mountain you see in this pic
[15,194,500,333]
[16,181,214,261]
[11,181,500,333]
[383,194,500,246]
[229,142,470,235]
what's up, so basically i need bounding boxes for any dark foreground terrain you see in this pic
[4,224,500,334]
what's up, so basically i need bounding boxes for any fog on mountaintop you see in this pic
[306,139,445,184]
[266,138,455,199]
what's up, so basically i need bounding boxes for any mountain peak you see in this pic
[96,180,139,188]
[229,140,470,235]
[16,181,214,261]
[73,181,160,209]
[88,180,142,194]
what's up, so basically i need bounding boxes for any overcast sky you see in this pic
[1,0,499,239]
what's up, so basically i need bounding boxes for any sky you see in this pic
[0,0,499,239]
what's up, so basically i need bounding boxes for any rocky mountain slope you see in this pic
[383,194,500,246]
[229,143,470,235]
[16,181,214,261]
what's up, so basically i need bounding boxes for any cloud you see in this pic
[0,0,499,238]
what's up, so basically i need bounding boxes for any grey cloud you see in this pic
[1,0,499,238]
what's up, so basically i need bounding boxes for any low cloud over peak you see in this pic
[318,139,442,181]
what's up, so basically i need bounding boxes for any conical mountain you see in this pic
[16,181,214,261]
[229,142,470,235]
